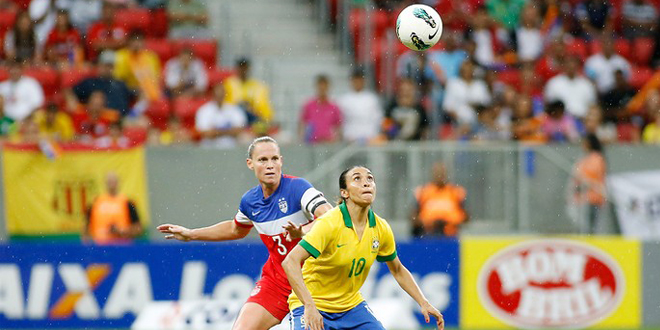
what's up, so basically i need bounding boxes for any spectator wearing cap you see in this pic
[114,31,163,102]
[585,37,631,94]
[195,84,247,148]
[70,51,134,116]
[622,0,658,39]
[337,68,383,143]
[167,0,210,40]
[0,60,45,121]
[33,103,75,142]
[544,56,597,119]
[299,75,343,144]
[85,1,127,62]
[165,47,208,97]
[224,58,274,124]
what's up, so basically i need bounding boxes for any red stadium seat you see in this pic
[0,67,8,81]
[115,8,150,34]
[615,39,632,60]
[144,99,171,130]
[0,10,17,33]
[172,40,218,68]
[207,67,235,89]
[24,67,59,99]
[566,38,588,60]
[616,123,639,142]
[60,68,97,89]
[148,8,168,38]
[629,66,654,89]
[145,38,175,64]
[632,38,655,66]
[124,126,148,144]
[349,9,391,59]
[173,96,209,129]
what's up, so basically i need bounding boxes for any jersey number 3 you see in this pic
[272,236,287,255]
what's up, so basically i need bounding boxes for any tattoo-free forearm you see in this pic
[390,262,429,306]
[190,220,249,241]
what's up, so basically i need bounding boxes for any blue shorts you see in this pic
[290,301,385,330]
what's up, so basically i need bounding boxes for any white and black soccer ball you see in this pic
[396,4,443,51]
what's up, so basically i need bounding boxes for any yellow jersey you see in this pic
[288,203,397,313]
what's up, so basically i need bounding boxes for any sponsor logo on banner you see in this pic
[477,239,624,328]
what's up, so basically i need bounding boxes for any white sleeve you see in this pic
[195,104,213,131]
[234,209,253,227]
[301,187,329,219]
[164,61,179,89]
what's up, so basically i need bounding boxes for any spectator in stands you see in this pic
[411,162,469,238]
[486,0,526,31]
[515,4,543,63]
[544,55,597,119]
[114,31,163,102]
[71,51,134,116]
[158,116,192,145]
[95,121,130,148]
[299,74,342,144]
[4,11,41,63]
[0,96,15,139]
[85,172,143,244]
[195,84,247,148]
[519,63,543,97]
[60,0,102,33]
[29,0,61,47]
[601,70,635,123]
[33,103,74,142]
[71,90,120,141]
[0,60,44,121]
[44,10,83,68]
[85,1,127,62]
[538,100,580,142]
[443,61,491,125]
[575,0,614,39]
[337,67,383,143]
[622,0,658,39]
[11,113,40,143]
[0,0,17,12]
[468,6,496,67]
[383,79,428,141]
[224,58,274,127]
[642,104,660,143]
[511,95,545,142]
[585,37,631,94]
[428,30,468,84]
[465,104,509,140]
[571,134,607,234]
[167,0,210,40]
[165,47,208,97]
[396,51,433,95]
[536,37,567,82]
[584,105,617,143]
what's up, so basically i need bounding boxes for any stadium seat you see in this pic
[566,38,588,60]
[23,67,59,100]
[616,123,639,142]
[60,68,97,89]
[173,96,209,129]
[0,67,8,81]
[0,10,16,33]
[148,8,168,38]
[124,126,148,145]
[145,38,175,64]
[349,9,391,58]
[207,67,235,89]
[632,38,655,66]
[629,66,654,89]
[115,8,150,34]
[615,39,632,60]
[144,99,171,130]
[172,40,218,68]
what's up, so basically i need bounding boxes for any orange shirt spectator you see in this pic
[411,162,468,237]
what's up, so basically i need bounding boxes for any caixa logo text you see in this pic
[477,239,624,329]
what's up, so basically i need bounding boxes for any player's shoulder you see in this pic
[240,185,263,205]
[282,175,314,192]
[372,211,393,232]
[315,206,343,227]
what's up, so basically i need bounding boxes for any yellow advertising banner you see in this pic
[461,236,640,329]
[2,144,150,237]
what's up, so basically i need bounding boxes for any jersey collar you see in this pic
[339,202,376,228]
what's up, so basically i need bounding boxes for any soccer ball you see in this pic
[396,4,443,51]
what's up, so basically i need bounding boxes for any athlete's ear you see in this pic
[246,158,254,170]
[340,189,349,199]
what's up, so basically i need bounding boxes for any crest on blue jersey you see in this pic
[278,197,288,213]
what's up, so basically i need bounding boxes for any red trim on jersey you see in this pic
[234,218,253,228]
[282,174,299,179]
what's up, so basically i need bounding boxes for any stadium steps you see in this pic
[207,0,352,139]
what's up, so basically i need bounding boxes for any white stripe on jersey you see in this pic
[252,210,311,236]
[301,187,328,218]
[235,209,252,225]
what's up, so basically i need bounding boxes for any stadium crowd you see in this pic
[0,0,659,149]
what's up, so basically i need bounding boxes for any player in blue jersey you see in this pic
[157,136,332,329]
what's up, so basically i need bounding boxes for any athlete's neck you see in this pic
[261,181,280,199]
[346,201,369,227]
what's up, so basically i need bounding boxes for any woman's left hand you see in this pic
[421,301,444,330]
[283,220,304,241]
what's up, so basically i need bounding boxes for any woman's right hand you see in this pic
[303,304,324,330]
[157,224,193,242]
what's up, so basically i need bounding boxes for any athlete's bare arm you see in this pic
[157,220,251,242]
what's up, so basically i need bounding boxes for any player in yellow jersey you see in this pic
[282,166,444,330]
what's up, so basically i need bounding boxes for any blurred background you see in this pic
[0,0,659,329]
